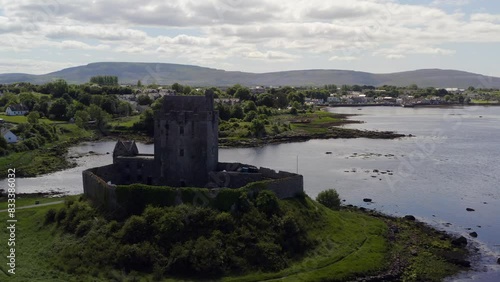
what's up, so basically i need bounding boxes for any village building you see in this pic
[1,128,18,143]
[6,104,29,116]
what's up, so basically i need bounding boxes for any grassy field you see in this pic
[0,195,68,210]
[223,198,388,282]
[0,114,54,124]
[0,195,469,281]
[0,197,79,281]
[109,115,141,128]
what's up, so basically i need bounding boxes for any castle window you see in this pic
[180,149,184,157]
[164,123,169,136]
[180,126,184,135]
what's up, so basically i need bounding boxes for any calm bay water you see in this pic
[4,106,499,280]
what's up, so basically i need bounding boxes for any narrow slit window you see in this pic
[180,149,184,157]
[180,126,184,135]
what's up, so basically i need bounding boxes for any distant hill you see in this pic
[1,62,499,88]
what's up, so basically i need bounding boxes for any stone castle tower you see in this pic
[154,90,218,187]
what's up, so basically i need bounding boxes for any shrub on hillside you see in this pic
[316,189,341,210]
[47,194,315,280]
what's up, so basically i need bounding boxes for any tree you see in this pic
[250,118,266,137]
[74,110,90,128]
[90,75,118,86]
[27,111,40,124]
[137,80,143,88]
[19,92,38,110]
[48,98,69,120]
[137,94,153,105]
[226,84,243,96]
[216,103,231,121]
[48,79,69,98]
[88,104,110,133]
[183,86,192,95]
[287,92,305,105]
[132,109,154,136]
[244,110,258,122]
[316,189,341,210]
[256,94,274,107]
[234,87,252,101]
[171,83,183,93]
[243,101,257,113]
[117,101,132,117]
[230,105,244,119]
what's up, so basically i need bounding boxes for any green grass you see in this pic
[0,147,75,178]
[0,114,54,124]
[0,199,81,281]
[0,195,68,210]
[283,111,344,135]
[223,198,388,282]
[471,99,499,104]
[109,115,141,128]
[55,123,94,141]
[0,195,470,281]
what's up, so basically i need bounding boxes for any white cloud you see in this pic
[329,56,359,61]
[431,0,470,6]
[470,13,500,23]
[60,40,109,50]
[0,59,76,75]
[386,54,405,59]
[246,51,299,61]
[375,44,456,58]
[1,0,500,74]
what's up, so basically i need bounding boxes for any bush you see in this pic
[44,208,57,225]
[55,207,67,224]
[316,189,341,210]
[255,190,281,216]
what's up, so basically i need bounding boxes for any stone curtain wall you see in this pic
[82,167,118,212]
[83,162,304,215]
[264,174,304,199]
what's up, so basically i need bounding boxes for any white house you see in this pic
[6,104,29,116]
[1,128,18,143]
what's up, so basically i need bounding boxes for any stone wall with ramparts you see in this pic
[83,162,304,215]
[82,166,118,211]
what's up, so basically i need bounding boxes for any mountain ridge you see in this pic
[1,62,499,88]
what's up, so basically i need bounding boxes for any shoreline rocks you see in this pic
[404,215,416,221]
[451,236,468,247]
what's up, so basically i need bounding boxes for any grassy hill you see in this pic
[0,193,470,281]
[1,62,500,88]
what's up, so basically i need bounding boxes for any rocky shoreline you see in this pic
[344,205,474,281]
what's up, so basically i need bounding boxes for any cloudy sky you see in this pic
[1,0,500,76]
